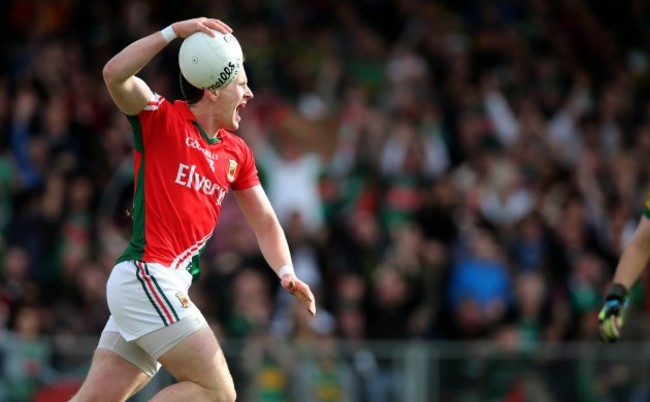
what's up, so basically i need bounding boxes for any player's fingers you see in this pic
[606,318,620,340]
[286,280,315,315]
[203,19,232,34]
[601,316,620,342]
[611,319,620,338]
[307,297,316,316]
[215,19,233,33]
[599,321,612,342]
[295,290,316,316]
[296,281,313,299]
[296,282,316,316]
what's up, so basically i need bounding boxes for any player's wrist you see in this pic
[277,264,294,279]
[606,283,629,302]
[160,25,178,43]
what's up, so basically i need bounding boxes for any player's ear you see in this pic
[206,88,220,101]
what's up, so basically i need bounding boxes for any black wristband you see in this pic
[606,283,629,302]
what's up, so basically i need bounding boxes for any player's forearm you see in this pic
[102,30,171,86]
[256,221,293,277]
[234,186,295,277]
[613,239,650,290]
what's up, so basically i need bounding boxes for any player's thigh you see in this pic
[72,348,151,402]
[157,327,234,392]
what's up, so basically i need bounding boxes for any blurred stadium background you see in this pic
[1,0,650,401]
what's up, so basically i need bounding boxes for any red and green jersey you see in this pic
[117,93,259,280]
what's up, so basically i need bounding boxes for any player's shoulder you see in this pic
[142,93,167,112]
[220,130,252,149]
[141,94,190,115]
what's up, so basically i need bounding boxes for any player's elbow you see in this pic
[261,213,283,236]
[102,61,115,85]
[102,59,123,87]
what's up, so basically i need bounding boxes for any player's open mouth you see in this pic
[235,103,246,118]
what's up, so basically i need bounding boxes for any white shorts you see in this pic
[105,260,203,341]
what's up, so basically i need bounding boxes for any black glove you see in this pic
[598,283,629,343]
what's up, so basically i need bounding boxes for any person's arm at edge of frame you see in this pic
[102,17,232,115]
[234,185,317,316]
[599,214,650,342]
[612,215,650,290]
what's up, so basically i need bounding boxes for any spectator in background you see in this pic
[507,213,549,274]
[241,332,293,402]
[379,117,431,232]
[1,247,39,309]
[228,268,273,340]
[508,271,550,345]
[363,267,414,402]
[0,305,59,402]
[253,137,325,235]
[447,228,513,338]
[478,154,534,228]
[333,274,367,342]
[294,330,360,402]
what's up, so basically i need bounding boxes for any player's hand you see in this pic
[281,274,316,316]
[598,283,629,343]
[170,17,233,39]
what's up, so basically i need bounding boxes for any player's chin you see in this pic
[224,120,240,131]
[228,114,242,131]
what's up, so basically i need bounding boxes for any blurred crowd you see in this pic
[1,0,650,400]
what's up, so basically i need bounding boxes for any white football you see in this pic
[178,30,243,90]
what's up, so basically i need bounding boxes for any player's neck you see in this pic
[188,104,220,139]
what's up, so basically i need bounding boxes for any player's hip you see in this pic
[106,260,197,341]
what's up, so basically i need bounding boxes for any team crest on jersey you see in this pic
[227,159,238,182]
[175,292,192,308]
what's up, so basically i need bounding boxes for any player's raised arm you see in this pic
[102,17,232,115]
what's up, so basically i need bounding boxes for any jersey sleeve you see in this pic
[231,141,261,191]
[126,93,171,150]
[644,191,650,219]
